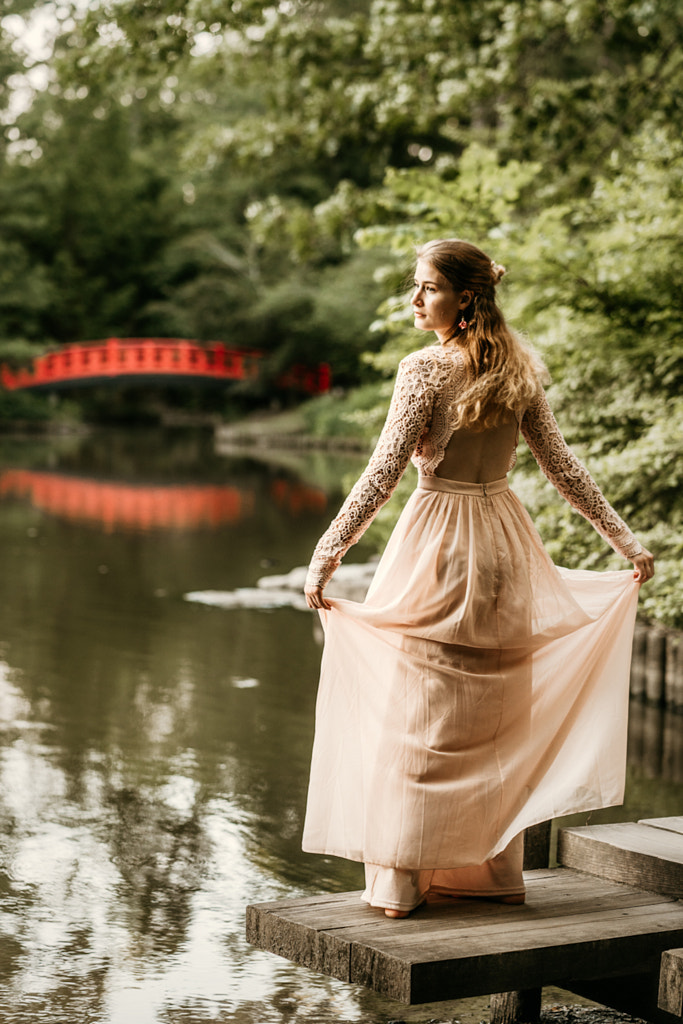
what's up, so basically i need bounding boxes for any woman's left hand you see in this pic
[304,584,331,610]
[631,547,655,583]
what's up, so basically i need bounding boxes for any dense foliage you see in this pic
[1,0,682,623]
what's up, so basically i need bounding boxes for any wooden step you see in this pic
[660,948,683,1017]
[246,867,683,1005]
[643,817,683,837]
[557,820,683,896]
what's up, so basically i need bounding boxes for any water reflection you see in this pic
[0,429,375,1024]
[0,469,256,531]
[0,469,329,533]
[0,429,680,1024]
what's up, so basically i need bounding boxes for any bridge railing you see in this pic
[0,338,332,395]
[0,338,268,390]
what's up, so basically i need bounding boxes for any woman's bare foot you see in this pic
[383,899,426,918]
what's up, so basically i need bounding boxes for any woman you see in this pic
[303,239,654,919]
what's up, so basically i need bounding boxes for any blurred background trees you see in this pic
[1,0,682,622]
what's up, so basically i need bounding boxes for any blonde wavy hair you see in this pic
[416,238,548,430]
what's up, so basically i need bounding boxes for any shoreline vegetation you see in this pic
[215,405,369,452]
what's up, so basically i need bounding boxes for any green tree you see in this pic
[344,129,683,625]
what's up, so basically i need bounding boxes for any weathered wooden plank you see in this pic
[353,909,683,1004]
[644,817,683,837]
[245,893,357,981]
[345,891,674,952]
[558,822,683,896]
[490,989,542,1024]
[660,949,683,1017]
[348,901,679,972]
[246,869,683,1004]
[345,872,671,947]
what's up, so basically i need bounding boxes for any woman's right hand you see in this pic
[631,547,655,583]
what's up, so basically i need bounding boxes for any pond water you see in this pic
[0,428,680,1024]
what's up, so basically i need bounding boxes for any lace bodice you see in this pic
[306,344,642,588]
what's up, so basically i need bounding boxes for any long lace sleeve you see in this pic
[521,390,642,560]
[306,353,436,588]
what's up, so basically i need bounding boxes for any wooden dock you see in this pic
[247,817,683,1022]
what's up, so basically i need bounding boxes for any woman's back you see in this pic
[435,418,518,483]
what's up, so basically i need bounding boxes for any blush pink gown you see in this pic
[303,344,642,911]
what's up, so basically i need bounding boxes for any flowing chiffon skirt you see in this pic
[302,475,640,884]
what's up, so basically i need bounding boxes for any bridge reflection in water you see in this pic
[0,468,328,532]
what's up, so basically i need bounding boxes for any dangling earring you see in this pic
[458,317,468,330]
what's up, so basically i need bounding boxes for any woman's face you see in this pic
[411,258,466,342]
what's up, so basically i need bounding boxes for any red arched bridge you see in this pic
[0,338,331,394]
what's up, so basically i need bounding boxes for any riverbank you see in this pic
[0,418,90,435]
[215,406,369,451]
